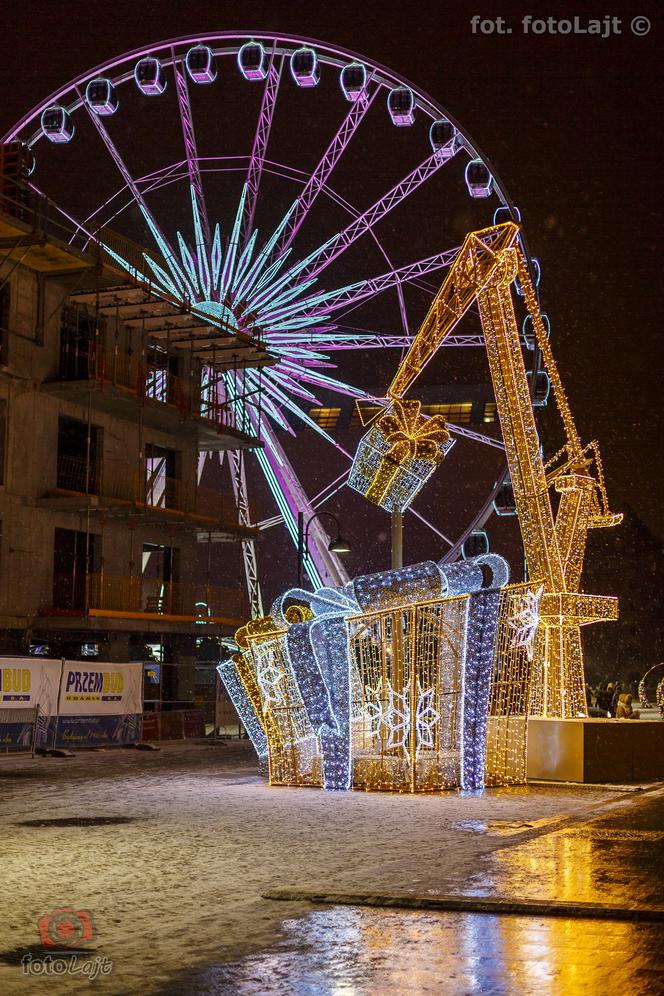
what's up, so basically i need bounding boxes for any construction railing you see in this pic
[142,471,240,524]
[86,574,248,620]
[54,455,245,526]
[80,342,255,437]
[56,453,101,496]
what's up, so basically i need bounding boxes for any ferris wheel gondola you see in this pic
[5,31,543,614]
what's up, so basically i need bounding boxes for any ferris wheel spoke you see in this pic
[447,423,505,450]
[77,89,188,293]
[259,246,459,328]
[76,161,189,248]
[239,48,284,250]
[259,370,345,443]
[332,320,484,349]
[310,468,351,506]
[309,332,413,350]
[395,282,410,336]
[268,368,322,405]
[257,467,351,531]
[270,80,380,263]
[171,51,211,248]
[256,416,350,589]
[277,360,367,400]
[407,506,455,547]
[238,371,292,435]
[300,329,482,349]
[247,149,453,314]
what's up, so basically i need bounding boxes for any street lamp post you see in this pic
[391,507,403,570]
[297,510,351,588]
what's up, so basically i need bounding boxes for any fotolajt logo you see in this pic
[1,666,31,702]
[38,908,96,949]
[21,907,113,981]
[64,669,124,703]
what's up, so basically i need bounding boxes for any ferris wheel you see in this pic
[3,32,546,615]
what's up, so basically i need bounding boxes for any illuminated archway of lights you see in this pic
[5,32,535,606]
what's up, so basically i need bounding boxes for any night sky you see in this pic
[2,1,662,673]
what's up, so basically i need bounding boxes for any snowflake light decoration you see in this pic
[255,654,283,710]
[415,681,439,755]
[508,585,544,661]
[365,679,411,751]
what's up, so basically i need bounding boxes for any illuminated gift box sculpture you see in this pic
[219,554,539,792]
[348,399,454,512]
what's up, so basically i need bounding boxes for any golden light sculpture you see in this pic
[229,566,540,792]
[382,221,621,718]
[349,399,453,512]
[218,221,621,793]
[237,613,323,787]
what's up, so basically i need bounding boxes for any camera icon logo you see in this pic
[38,908,96,948]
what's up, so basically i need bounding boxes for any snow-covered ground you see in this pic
[0,742,654,995]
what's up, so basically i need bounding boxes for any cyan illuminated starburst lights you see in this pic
[101,181,373,446]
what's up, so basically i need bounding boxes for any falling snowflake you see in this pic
[508,585,544,661]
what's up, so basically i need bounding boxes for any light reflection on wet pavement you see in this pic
[162,790,664,995]
[163,907,664,995]
[462,788,664,908]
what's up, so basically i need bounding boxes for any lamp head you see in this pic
[328,535,351,555]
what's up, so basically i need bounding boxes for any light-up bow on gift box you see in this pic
[349,399,454,512]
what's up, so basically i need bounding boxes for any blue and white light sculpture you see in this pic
[220,551,535,792]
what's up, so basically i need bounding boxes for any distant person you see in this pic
[596,683,612,714]
[616,693,640,720]
[610,684,622,717]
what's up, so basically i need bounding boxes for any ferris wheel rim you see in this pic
[3,29,542,581]
[2,29,516,216]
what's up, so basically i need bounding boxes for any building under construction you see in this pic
[0,144,272,717]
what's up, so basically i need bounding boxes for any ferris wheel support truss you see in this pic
[224,371,349,593]
[254,415,350,591]
[229,448,265,618]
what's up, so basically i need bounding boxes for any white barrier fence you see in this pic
[0,658,143,750]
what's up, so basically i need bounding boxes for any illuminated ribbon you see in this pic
[224,552,511,789]
[366,399,450,506]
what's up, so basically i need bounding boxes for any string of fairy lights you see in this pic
[217,220,620,792]
[219,553,546,792]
